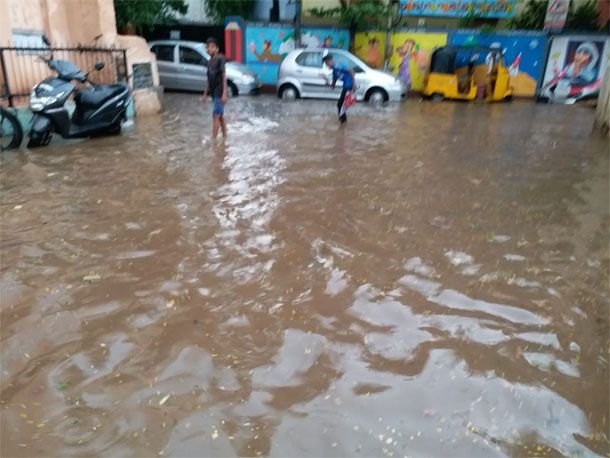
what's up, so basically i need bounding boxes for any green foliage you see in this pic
[508,0,547,30]
[309,0,394,30]
[114,0,188,34]
[508,0,602,31]
[565,0,600,31]
[206,0,254,24]
[458,10,482,28]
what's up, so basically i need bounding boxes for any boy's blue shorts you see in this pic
[213,97,224,116]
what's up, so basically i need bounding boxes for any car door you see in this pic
[151,44,178,89]
[294,51,332,99]
[330,51,366,97]
[178,45,208,92]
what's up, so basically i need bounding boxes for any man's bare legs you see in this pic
[220,115,227,138]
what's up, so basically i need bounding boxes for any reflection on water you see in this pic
[1,94,608,457]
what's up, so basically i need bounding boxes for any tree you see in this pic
[309,0,401,32]
[205,0,254,24]
[508,0,602,31]
[508,0,547,30]
[114,0,188,34]
[565,0,601,31]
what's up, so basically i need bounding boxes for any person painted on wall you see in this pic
[322,53,355,124]
[250,40,282,63]
[322,36,333,48]
[365,38,383,69]
[396,39,416,90]
[561,41,599,84]
[202,38,228,143]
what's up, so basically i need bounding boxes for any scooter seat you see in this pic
[76,83,128,108]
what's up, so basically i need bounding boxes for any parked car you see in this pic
[149,40,261,96]
[277,48,406,104]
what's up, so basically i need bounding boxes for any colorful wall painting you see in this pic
[389,31,448,91]
[399,0,516,18]
[449,31,546,97]
[353,31,387,69]
[540,35,610,103]
[245,24,350,84]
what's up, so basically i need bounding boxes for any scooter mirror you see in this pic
[95,62,105,71]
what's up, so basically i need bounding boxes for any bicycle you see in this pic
[1,105,24,150]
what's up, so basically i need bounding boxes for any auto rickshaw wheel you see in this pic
[503,95,513,103]
[431,93,444,102]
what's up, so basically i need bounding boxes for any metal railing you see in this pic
[0,46,128,107]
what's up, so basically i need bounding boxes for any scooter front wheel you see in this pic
[28,126,53,148]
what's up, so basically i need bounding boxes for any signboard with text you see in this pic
[544,0,570,31]
[399,0,516,18]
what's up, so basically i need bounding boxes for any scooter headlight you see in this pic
[29,90,64,112]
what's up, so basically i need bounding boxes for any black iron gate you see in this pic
[0,46,128,107]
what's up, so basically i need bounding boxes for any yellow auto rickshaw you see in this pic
[423,45,513,102]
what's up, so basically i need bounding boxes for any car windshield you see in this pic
[194,44,211,60]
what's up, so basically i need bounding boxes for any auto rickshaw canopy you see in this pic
[429,45,504,74]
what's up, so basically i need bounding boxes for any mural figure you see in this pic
[355,37,383,68]
[541,38,608,103]
[322,36,333,48]
[395,39,430,89]
[249,40,282,63]
[558,41,599,84]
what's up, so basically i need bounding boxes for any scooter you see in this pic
[28,46,131,148]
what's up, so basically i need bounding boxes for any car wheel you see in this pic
[228,81,238,97]
[431,93,444,102]
[280,84,298,101]
[367,88,387,105]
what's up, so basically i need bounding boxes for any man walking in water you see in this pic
[322,53,355,124]
[202,38,228,142]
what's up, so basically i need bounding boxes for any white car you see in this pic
[277,48,406,103]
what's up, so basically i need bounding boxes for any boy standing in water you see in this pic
[322,54,355,124]
[202,38,228,142]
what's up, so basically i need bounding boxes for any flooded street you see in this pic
[1,94,608,457]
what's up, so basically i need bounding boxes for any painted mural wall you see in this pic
[353,31,386,69]
[245,24,349,84]
[540,35,610,103]
[389,31,448,91]
[449,31,546,97]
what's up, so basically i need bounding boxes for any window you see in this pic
[179,46,207,66]
[296,51,323,68]
[331,53,363,73]
[151,44,175,62]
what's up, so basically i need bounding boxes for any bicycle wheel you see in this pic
[1,107,24,150]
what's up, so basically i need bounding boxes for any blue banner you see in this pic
[400,0,516,18]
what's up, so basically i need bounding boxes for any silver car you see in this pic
[149,40,261,96]
[277,48,406,103]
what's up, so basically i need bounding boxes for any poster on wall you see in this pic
[245,24,350,84]
[399,0,516,18]
[389,31,447,91]
[540,35,610,104]
[450,31,546,97]
[353,31,387,69]
[544,0,570,31]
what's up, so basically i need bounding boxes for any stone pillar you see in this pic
[594,64,610,135]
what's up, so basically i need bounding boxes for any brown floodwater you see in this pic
[1,94,609,457]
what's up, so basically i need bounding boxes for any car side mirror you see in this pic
[42,34,51,46]
[354,67,365,73]
[95,62,105,71]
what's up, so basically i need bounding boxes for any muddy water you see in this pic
[1,94,608,457]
